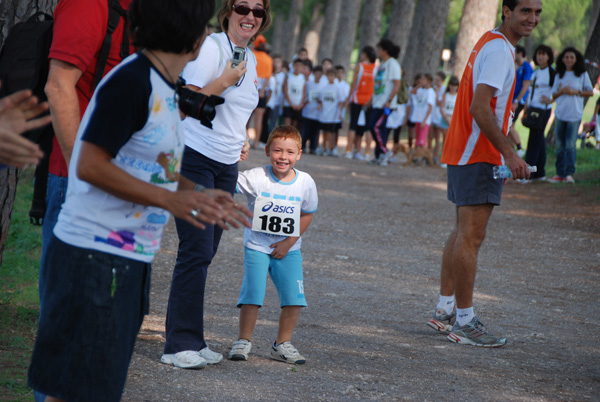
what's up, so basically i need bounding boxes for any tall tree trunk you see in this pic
[0,0,59,267]
[280,0,305,62]
[387,0,416,64]
[270,15,287,58]
[332,0,362,69]
[302,4,325,63]
[451,0,499,79]
[358,0,384,53]
[402,0,451,82]
[317,0,342,63]
[587,0,600,45]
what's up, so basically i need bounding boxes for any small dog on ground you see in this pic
[391,143,435,166]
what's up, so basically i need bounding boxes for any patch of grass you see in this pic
[1,167,42,401]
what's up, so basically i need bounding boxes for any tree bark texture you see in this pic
[0,0,58,267]
[451,0,499,79]
[402,0,451,83]
[317,0,342,63]
[332,0,362,69]
[270,15,287,58]
[358,0,384,54]
[387,0,416,64]
[302,4,325,63]
[280,0,305,62]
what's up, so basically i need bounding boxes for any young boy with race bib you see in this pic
[229,125,318,364]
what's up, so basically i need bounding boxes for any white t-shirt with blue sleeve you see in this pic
[237,166,318,255]
[54,53,184,263]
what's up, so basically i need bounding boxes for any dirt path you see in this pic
[122,148,600,401]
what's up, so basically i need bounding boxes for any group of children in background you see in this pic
[251,46,461,166]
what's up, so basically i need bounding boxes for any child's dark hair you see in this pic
[321,58,334,66]
[302,59,313,70]
[424,73,433,83]
[130,0,215,54]
[377,39,400,59]
[446,75,459,92]
[516,45,526,58]
[266,125,302,150]
[435,71,446,81]
[362,46,377,63]
[556,47,586,77]
[313,65,323,73]
[335,65,345,72]
[533,44,554,66]
[413,73,422,85]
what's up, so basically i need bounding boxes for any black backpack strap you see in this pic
[549,66,556,88]
[92,0,128,89]
[29,126,54,225]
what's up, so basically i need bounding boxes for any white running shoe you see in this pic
[270,341,306,364]
[344,151,353,159]
[161,351,207,369]
[353,152,365,160]
[198,346,223,364]
[228,339,252,361]
[330,148,340,157]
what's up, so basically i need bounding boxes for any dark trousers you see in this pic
[524,109,551,179]
[301,118,321,152]
[164,147,238,354]
[369,108,390,159]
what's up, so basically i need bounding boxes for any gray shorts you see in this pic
[447,163,504,206]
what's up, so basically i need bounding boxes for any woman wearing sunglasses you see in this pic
[162,0,272,369]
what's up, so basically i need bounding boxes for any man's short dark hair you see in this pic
[502,0,519,21]
[130,0,215,54]
[515,45,526,57]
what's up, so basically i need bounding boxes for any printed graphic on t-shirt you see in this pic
[374,66,386,95]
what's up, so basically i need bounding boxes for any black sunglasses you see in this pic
[232,4,266,19]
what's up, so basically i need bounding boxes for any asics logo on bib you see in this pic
[261,202,295,214]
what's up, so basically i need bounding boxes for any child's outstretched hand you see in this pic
[270,238,294,259]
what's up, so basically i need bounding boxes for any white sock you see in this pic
[456,307,475,326]
[437,294,455,312]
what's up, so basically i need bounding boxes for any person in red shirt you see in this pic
[426,0,540,348]
[41,0,134,277]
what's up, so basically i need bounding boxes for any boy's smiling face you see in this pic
[266,137,302,181]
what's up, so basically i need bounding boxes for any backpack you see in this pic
[0,0,129,225]
[396,75,409,105]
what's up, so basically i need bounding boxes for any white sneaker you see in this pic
[329,148,340,157]
[353,152,365,161]
[270,341,306,364]
[198,346,223,364]
[315,147,324,156]
[440,163,448,169]
[344,151,353,159]
[161,351,207,369]
[228,339,252,361]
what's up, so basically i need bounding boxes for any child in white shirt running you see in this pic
[229,125,318,364]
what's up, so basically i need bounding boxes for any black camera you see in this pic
[176,78,225,129]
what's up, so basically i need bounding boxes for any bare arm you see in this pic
[385,79,401,109]
[77,142,251,230]
[470,83,529,179]
[44,59,84,167]
[196,60,247,97]
[270,212,314,259]
[513,80,530,105]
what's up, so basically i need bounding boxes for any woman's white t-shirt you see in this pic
[181,32,259,164]
[551,70,593,122]
[372,57,401,109]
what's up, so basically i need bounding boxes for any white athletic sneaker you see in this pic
[344,151,353,159]
[228,339,252,361]
[353,152,365,160]
[161,350,207,369]
[329,148,340,157]
[198,346,223,364]
[270,341,306,364]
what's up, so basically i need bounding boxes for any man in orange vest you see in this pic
[427,0,542,347]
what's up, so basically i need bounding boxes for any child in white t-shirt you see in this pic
[333,65,351,155]
[229,125,318,364]
[283,59,307,131]
[302,66,324,153]
[412,73,436,149]
[319,69,346,156]
[404,73,423,149]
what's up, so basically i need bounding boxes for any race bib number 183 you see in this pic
[252,196,301,237]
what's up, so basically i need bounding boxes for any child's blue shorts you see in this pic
[238,247,307,308]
